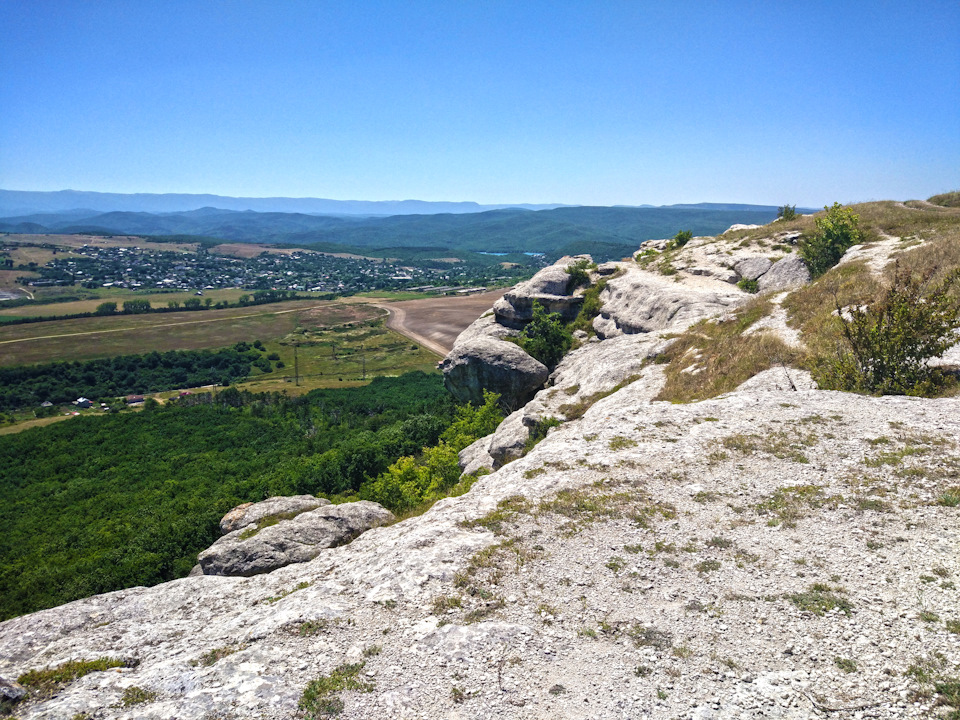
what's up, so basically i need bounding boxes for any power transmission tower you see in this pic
[294,343,300,387]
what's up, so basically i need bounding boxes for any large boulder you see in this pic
[198,501,394,577]
[440,335,549,409]
[492,257,588,329]
[734,256,773,281]
[219,495,329,535]
[757,256,811,293]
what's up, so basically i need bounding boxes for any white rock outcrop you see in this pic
[7,230,960,720]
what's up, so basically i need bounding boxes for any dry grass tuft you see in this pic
[654,296,804,402]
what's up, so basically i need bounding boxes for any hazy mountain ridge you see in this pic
[0,189,567,216]
[0,203,787,261]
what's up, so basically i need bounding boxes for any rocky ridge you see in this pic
[2,225,959,720]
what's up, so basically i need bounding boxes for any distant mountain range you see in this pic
[0,189,567,217]
[0,190,815,262]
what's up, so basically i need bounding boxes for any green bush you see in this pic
[736,278,759,293]
[800,203,863,278]
[516,302,573,369]
[777,204,798,221]
[814,264,960,396]
[666,230,693,251]
[565,259,594,293]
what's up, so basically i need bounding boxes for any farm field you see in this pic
[1,233,198,253]
[359,289,504,355]
[0,290,503,432]
[0,300,380,367]
[0,288,298,318]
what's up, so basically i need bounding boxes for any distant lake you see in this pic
[478,251,545,257]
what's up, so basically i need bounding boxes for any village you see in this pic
[10,242,540,295]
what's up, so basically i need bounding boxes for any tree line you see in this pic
[0,344,279,411]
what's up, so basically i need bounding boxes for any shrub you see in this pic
[778,204,799,221]
[565,259,594,293]
[736,278,759,293]
[516,302,573,369]
[666,230,693,251]
[799,203,863,278]
[814,264,960,396]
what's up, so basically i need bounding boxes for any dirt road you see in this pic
[361,290,503,356]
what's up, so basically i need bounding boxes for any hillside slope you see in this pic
[2,201,960,720]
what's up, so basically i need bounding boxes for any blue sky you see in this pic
[1,1,958,207]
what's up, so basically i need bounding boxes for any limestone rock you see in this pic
[457,435,495,476]
[734,366,817,392]
[198,501,394,577]
[689,265,739,283]
[485,409,530,467]
[492,257,587,328]
[449,311,514,349]
[734,256,773,281]
[0,678,26,713]
[440,336,549,408]
[219,495,329,535]
[757,255,811,293]
[593,265,741,338]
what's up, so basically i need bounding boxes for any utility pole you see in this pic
[294,343,300,387]
[361,344,366,380]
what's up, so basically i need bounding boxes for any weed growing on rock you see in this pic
[755,485,843,528]
[191,644,245,667]
[17,658,126,700]
[786,583,852,616]
[297,620,330,636]
[431,595,463,614]
[696,560,721,574]
[937,488,960,507]
[523,416,562,453]
[558,375,640,420]
[605,556,626,573]
[608,436,638,450]
[628,625,674,650]
[834,657,858,673]
[264,580,310,604]
[706,536,733,549]
[119,686,157,707]
[299,663,374,718]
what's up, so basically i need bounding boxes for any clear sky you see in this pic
[1,1,958,207]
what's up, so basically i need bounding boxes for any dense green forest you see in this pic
[0,372,479,620]
[0,345,277,410]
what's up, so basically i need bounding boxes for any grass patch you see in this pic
[608,436,637,450]
[786,583,852,615]
[834,657,858,673]
[755,484,843,527]
[264,580,310,604]
[119,686,158,706]
[299,662,374,718]
[557,374,641,420]
[654,296,804,402]
[191,644,244,667]
[17,658,126,699]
